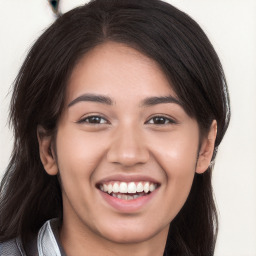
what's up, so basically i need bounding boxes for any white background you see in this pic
[0,1,255,255]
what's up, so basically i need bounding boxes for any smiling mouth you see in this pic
[97,181,159,201]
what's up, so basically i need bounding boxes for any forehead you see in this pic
[65,41,177,105]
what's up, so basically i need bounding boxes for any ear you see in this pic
[196,120,217,174]
[37,125,58,175]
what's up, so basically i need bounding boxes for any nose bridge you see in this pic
[107,122,149,167]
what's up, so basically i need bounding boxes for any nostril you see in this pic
[107,150,150,167]
[106,130,149,166]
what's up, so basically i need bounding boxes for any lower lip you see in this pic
[99,189,158,213]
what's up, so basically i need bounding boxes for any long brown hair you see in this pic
[0,0,230,255]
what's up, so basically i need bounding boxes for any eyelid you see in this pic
[145,115,177,125]
[76,114,110,124]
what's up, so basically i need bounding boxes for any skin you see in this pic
[38,41,217,256]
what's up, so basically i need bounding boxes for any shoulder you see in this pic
[0,219,63,256]
[0,238,25,256]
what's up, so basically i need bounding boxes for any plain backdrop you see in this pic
[0,1,256,255]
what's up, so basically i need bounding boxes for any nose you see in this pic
[107,124,149,167]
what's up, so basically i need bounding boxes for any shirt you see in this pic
[0,219,66,256]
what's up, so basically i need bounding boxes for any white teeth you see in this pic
[103,184,108,192]
[107,184,112,194]
[136,182,144,192]
[144,182,149,193]
[100,181,158,194]
[133,194,139,199]
[149,183,156,192]
[112,182,119,193]
[122,194,128,200]
[127,182,136,193]
[119,182,128,193]
[111,193,144,200]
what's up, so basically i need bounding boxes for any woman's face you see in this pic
[42,42,207,245]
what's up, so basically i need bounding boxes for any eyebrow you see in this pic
[140,95,182,107]
[68,93,182,108]
[68,93,113,107]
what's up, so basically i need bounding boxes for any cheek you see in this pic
[55,127,109,215]
[149,130,199,174]
[148,130,198,216]
[55,127,109,207]
[56,127,106,175]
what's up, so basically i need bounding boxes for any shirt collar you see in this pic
[37,219,66,256]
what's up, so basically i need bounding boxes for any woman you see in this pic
[0,0,230,255]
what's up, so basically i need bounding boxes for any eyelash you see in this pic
[77,115,176,125]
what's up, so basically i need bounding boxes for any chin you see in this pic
[95,221,168,244]
[101,230,155,244]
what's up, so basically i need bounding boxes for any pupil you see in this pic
[154,117,165,124]
[90,117,100,123]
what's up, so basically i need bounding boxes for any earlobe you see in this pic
[37,125,58,175]
[196,120,217,174]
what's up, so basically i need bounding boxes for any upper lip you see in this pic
[96,174,160,185]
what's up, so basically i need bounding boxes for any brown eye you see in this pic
[147,116,175,125]
[78,116,108,124]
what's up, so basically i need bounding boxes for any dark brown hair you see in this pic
[0,0,230,255]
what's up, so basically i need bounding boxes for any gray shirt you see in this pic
[0,219,65,256]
